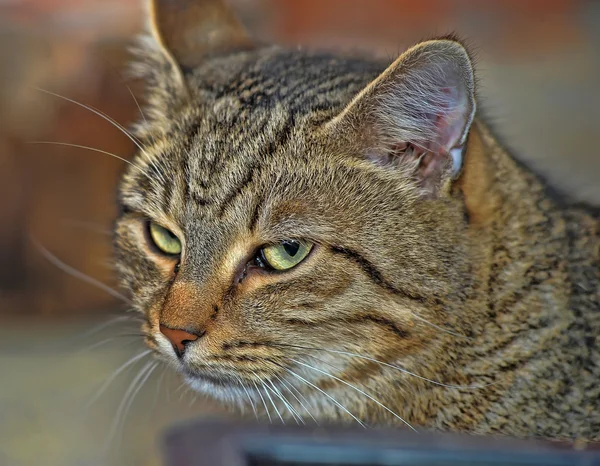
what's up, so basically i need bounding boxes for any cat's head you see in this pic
[115,0,478,423]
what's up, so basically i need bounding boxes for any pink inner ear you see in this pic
[381,142,452,197]
[420,86,470,176]
[341,40,476,186]
[429,87,467,152]
[418,151,444,179]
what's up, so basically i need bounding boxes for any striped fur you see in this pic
[114,1,599,440]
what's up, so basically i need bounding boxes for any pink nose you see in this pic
[159,324,201,357]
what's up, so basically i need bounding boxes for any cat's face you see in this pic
[114,0,477,424]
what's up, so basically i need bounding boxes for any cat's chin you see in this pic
[183,371,247,403]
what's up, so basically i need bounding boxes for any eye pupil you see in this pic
[259,240,313,271]
[282,240,300,257]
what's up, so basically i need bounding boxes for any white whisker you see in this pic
[36,88,146,158]
[410,312,472,340]
[125,84,149,127]
[151,366,168,417]
[289,357,416,432]
[124,83,160,152]
[319,348,489,389]
[281,365,366,428]
[178,383,192,402]
[188,394,198,408]
[239,379,258,420]
[174,381,186,397]
[78,334,143,353]
[35,87,169,186]
[86,350,152,409]
[279,344,488,390]
[261,380,285,424]
[59,315,142,349]
[266,379,304,424]
[252,378,272,423]
[28,141,137,167]
[275,375,319,425]
[31,236,131,304]
[114,361,158,445]
[103,360,156,454]
[125,86,171,182]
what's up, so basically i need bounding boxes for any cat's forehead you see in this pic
[127,125,320,227]
[189,46,383,114]
[122,47,385,220]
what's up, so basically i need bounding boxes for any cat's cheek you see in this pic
[235,266,272,295]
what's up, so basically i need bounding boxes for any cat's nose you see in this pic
[159,324,202,357]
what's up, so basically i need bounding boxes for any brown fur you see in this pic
[114,0,599,439]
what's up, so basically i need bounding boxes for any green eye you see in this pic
[260,240,313,271]
[148,221,182,255]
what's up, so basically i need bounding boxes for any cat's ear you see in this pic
[149,0,252,72]
[327,38,476,197]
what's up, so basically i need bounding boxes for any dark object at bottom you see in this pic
[163,419,600,466]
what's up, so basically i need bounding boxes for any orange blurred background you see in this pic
[0,2,599,464]
[1,0,599,321]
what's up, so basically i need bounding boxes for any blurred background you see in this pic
[0,0,599,464]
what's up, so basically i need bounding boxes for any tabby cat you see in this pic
[114,0,600,440]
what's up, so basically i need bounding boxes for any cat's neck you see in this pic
[461,119,597,323]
